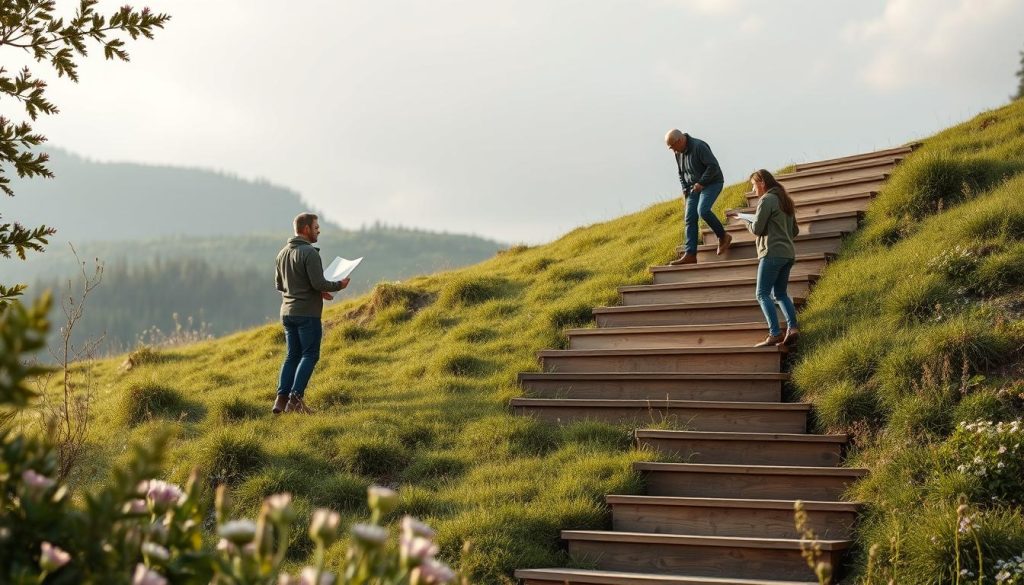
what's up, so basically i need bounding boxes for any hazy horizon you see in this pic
[24,0,1024,244]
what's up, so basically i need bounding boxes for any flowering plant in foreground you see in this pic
[946,420,1024,504]
[1,297,462,584]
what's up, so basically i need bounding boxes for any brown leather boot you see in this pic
[754,334,784,347]
[669,253,698,266]
[272,394,289,415]
[777,328,800,347]
[716,232,733,255]
[285,396,315,414]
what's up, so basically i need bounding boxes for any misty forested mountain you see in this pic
[4,147,324,243]
[5,148,505,352]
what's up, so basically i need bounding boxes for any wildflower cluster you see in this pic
[947,420,1024,503]
[995,554,1024,584]
[927,245,980,282]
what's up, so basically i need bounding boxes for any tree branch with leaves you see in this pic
[0,0,171,307]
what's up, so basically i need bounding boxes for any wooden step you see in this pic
[593,299,805,328]
[619,275,816,305]
[636,462,867,501]
[729,191,876,222]
[516,568,818,585]
[567,323,771,350]
[517,373,786,402]
[704,211,862,246]
[745,175,887,205]
[509,399,809,432]
[794,144,918,172]
[635,430,846,467]
[562,531,849,581]
[776,157,902,189]
[538,346,788,374]
[607,495,860,539]
[651,254,831,285]
[682,232,846,263]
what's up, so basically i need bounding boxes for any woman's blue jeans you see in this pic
[684,182,726,254]
[756,256,799,337]
[277,315,322,398]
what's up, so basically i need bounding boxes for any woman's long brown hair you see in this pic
[750,169,795,216]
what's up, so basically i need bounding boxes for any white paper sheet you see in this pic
[324,256,363,281]
[735,212,757,224]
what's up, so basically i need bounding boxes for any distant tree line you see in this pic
[34,257,274,354]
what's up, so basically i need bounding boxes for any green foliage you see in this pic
[796,100,1024,582]
[944,420,1024,505]
[0,2,169,302]
[118,381,194,426]
[198,427,268,486]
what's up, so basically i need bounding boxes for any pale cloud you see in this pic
[846,0,1024,91]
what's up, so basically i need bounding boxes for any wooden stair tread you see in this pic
[621,275,816,293]
[635,430,846,443]
[707,211,862,235]
[566,322,770,336]
[561,530,851,550]
[794,144,918,171]
[538,346,790,357]
[694,231,846,252]
[782,174,888,195]
[510,399,810,410]
[651,254,831,273]
[515,568,818,585]
[635,462,868,477]
[604,495,862,512]
[518,372,791,381]
[731,191,877,214]
[778,157,902,179]
[593,298,806,315]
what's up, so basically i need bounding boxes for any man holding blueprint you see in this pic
[273,213,354,415]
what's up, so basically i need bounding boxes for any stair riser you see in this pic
[705,214,860,246]
[511,405,807,432]
[637,436,842,466]
[642,470,858,500]
[621,281,812,305]
[568,328,767,350]
[778,162,898,189]
[747,178,886,204]
[541,352,783,374]
[596,305,792,327]
[611,503,856,539]
[795,147,915,172]
[520,379,782,402]
[790,194,876,218]
[566,540,841,581]
[652,258,828,285]
[689,235,843,263]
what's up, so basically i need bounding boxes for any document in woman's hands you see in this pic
[324,257,364,281]
[735,212,757,223]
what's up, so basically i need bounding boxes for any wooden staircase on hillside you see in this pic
[511,144,919,584]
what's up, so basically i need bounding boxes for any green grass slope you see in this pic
[793,101,1024,582]
[68,178,750,582]
[63,100,1024,584]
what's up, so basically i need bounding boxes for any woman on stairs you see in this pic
[739,169,800,347]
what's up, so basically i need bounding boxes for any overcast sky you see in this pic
[28,0,1024,243]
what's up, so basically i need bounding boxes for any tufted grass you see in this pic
[792,99,1024,582]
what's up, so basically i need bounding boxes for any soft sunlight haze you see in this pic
[31,0,1024,243]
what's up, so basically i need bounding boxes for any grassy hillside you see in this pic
[792,100,1024,581]
[52,100,1024,584]
[62,177,751,582]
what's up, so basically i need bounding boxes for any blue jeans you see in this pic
[684,182,726,254]
[756,257,799,337]
[277,315,322,398]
